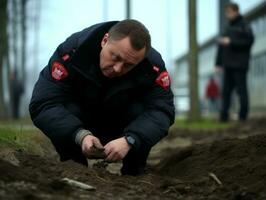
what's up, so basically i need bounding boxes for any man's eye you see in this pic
[111,54,119,61]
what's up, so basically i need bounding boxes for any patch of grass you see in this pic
[0,126,32,148]
[0,127,22,148]
[0,125,49,154]
[173,118,231,130]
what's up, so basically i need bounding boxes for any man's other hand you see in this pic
[104,137,132,162]
[218,37,230,46]
[215,66,223,74]
[81,135,106,159]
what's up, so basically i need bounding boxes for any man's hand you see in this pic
[104,137,132,162]
[81,135,106,159]
[218,37,230,46]
[215,66,223,74]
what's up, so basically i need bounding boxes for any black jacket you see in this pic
[29,21,175,160]
[215,15,254,69]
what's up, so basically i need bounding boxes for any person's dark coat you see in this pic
[29,21,175,161]
[216,15,254,69]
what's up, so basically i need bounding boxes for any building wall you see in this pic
[173,60,189,113]
[249,12,266,110]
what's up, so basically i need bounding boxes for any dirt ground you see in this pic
[0,118,266,200]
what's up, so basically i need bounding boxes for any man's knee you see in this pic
[121,144,151,176]
[56,144,88,166]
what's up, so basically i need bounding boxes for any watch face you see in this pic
[127,136,135,145]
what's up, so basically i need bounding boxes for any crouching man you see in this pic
[29,20,175,176]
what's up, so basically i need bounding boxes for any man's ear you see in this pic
[101,33,109,48]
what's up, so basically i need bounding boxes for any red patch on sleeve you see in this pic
[51,61,69,80]
[156,71,170,89]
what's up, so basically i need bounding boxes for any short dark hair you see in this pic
[108,19,151,54]
[225,2,239,12]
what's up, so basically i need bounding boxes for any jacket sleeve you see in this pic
[229,25,254,48]
[29,43,84,159]
[124,83,175,149]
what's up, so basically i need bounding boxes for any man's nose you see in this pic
[113,62,123,73]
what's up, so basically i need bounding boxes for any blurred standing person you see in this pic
[10,70,24,119]
[29,20,175,176]
[205,76,220,114]
[215,2,254,122]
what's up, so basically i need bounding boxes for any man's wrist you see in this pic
[124,133,141,150]
[124,136,132,149]
[75,129,93,146]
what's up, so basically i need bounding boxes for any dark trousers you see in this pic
[11,95,21,119]
[64,102,151,175]
[220,68,249,121]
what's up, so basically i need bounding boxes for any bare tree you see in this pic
[32,0,41,76]
[126,0,131,19]
[0,0,39,119]
[11,0,19,73]
[0,0,8,118]
[8,0,21,119]
[188,0,200,121]
[21,0,28,84]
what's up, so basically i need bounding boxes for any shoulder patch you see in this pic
[52,61,69,80]
[156,71,170,90]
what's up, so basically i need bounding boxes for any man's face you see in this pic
[225,7,238,21]
[100,34,146,78]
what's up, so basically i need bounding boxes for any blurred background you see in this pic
[0,0,265,121]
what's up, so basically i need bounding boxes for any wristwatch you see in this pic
[125,135,136,147]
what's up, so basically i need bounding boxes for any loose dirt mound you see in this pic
[1,118,266,199]
[0,151,175,200]
[157,134,266,199]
